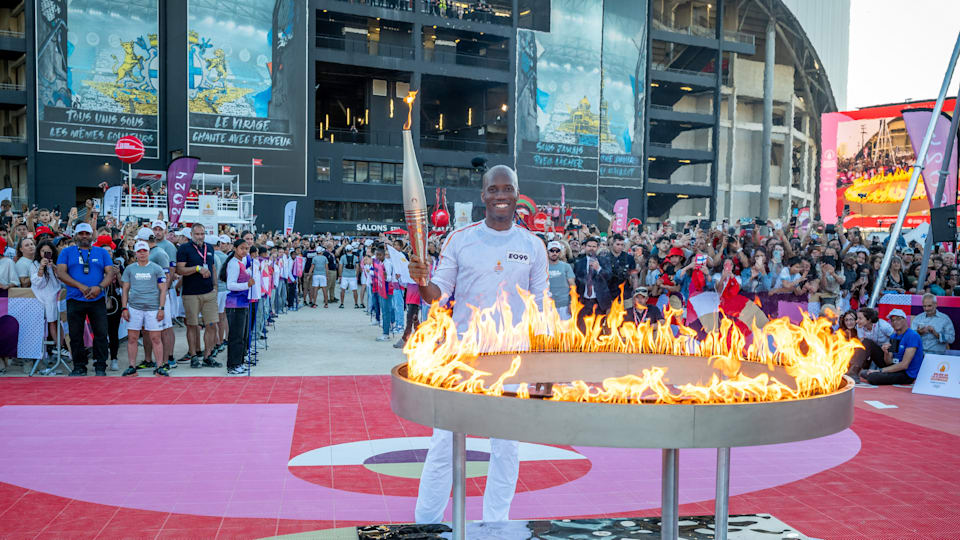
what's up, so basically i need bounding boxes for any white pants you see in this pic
[415,428,519,524]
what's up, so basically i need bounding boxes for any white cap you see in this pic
[547,241,563,251]
[345,245,354,252]
[364,239,374,247]
[152,220,167,230]
[351,242,360,249]
[134,241,150,252]
[74,223,93,235]
[266,240,275,247]
[204,234,218,245]
[218,234,231,244]
[887,309,908,319]
[135,228,153,241]
[177,228,191,237]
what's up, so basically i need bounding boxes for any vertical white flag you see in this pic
[453,201,473,229]
[103,186,123,219]
[283,201,297,235]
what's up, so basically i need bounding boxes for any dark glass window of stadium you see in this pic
[314,200,404,223]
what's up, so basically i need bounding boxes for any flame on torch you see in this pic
[403,91,418,130]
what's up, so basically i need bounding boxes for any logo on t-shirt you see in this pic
[506,251,530,264]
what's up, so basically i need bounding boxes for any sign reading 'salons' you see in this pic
[35,0,160,157]
[187,0,308,197]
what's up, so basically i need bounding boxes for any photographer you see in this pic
[601,233,635,304]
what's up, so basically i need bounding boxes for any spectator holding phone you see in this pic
[30,240,62,358]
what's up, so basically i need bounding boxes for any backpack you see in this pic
[344,253,356,270]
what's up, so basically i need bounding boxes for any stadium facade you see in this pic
[4,0,848,231]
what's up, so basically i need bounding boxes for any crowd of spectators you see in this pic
[122,184,239,205]
[1,195,957,387]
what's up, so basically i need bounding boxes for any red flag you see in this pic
[252,158,263,166]
[221,166,231,173]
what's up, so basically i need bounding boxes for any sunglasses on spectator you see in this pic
[548,248,561,253]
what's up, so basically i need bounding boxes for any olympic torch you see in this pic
[401,90,429,286]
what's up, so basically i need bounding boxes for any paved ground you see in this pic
[3,301,405,378]
[1,301,959,539]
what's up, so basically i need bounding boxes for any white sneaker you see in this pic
[109,359,119,371]
[376,335,392,342]
[59,348,71,359]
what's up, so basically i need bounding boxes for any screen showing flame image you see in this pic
[403,90,418,130]
[403,289,861,405]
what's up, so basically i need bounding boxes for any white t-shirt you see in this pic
[857,318,894,345]
[775,268,801,290]
[432,221,549,332]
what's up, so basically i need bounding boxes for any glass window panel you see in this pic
[356,161,368,183]
[434,167,446,186]
[342,160,355,183]
[471,170,481,185]
[446,167,458,186]
[423,165,434,185]
[368,162,382,184]
[382,163,395,184]
[340,201,354,221]
[383,203,400,223]
[316,158,331,182]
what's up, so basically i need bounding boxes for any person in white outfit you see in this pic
[30,240,64,355]
[408,165,549,524]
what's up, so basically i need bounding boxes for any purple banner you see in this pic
[166,157,199,227]
[901,108,958,208]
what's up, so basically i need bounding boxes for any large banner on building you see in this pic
[515,0,648,211]
[35,0,160,157]
[515,0,603,199]
[820,99,960,228]
[187,0,307,196]
[598,0,647,185]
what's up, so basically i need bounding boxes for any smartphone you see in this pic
[695,254,707,267]
[43,252,53,260]
[843,204,850,214]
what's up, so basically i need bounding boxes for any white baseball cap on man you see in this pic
[74,223,93,235]
[152,220,167,230]
[547,241,563,251]
[266,240,275,247]
[218,234,231,244]
[177,228,191,237]
[136,228,154,241]
[134,241,150,252]
[887,309,908,320]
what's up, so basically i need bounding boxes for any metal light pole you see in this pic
[916,90,960,291]
[870,31,960,307]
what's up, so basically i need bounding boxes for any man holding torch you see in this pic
[408,164,549,523]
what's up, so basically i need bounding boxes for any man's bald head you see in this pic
[482,165,518,190]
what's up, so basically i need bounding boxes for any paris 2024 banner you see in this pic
[187,0,307,196]
[35,0,160,158]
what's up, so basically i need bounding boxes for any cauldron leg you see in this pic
[715,447,731,540]
[452,431,466,540]
[661,448,679,540]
